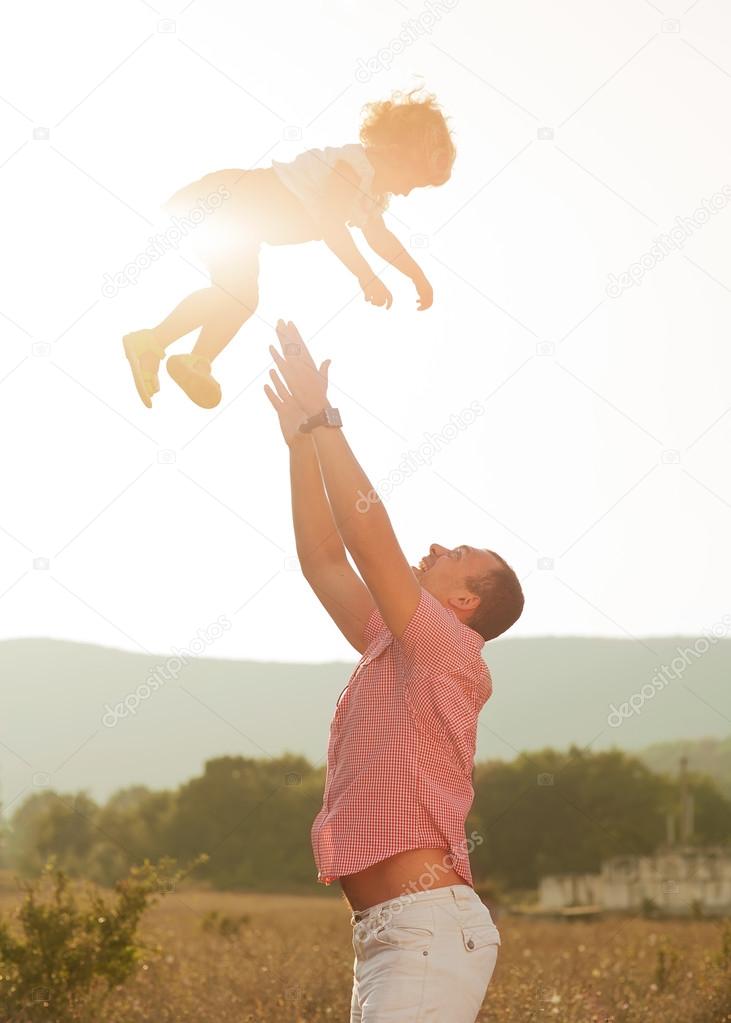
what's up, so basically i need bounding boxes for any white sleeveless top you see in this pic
[271,144,380,228]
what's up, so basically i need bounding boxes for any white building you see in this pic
[539,760,731,915]
[539,848,731,914]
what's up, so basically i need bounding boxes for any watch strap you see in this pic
[299,407,342,434]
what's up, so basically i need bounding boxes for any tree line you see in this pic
[2,748,729,892]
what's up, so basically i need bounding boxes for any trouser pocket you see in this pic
[461,922,501,952]
[374,909,435,953]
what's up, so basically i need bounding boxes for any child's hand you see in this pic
[414,274,433,312]
[361,277,393,310]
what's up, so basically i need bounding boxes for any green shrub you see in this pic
[0,856,200,1022]
[201,909,250,939]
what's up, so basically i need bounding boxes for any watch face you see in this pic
[325,407,342,427]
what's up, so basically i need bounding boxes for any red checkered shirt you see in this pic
[311,587,492,887]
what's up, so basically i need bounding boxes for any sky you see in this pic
[1,0,730,664]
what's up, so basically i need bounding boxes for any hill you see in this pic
[638,736,731,798]
[1,635,729,807]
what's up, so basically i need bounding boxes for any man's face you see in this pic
[412,543,499,614]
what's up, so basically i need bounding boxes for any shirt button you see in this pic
[466,938,475,949]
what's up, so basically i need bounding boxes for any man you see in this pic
[265,320,524,1022]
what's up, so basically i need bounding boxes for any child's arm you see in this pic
[321,223,392,309]
[318,161,393,308]
[360,215,433,311]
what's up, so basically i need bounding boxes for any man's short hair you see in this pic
[466,551,524,641]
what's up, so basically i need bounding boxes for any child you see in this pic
[123,89,456,409]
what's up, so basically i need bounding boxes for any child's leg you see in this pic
[165,257,259,408]
[151,287,221,348]
[191,259,260,363]
[151,253,259,357]
[127,287,217,404]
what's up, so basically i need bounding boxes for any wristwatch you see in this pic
[299,407,343,434]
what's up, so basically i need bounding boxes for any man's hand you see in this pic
[268,319,331,418]
[269,317,421,639]
[414,273,433,311]
[360,276,393,309]
[264,367,307,447]
[269,316,377,653]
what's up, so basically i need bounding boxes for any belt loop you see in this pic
[453,884,470,908]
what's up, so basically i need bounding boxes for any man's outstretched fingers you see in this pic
[263,384,281,411]
[286,320,304,343]
[269,344,286,371]
[269,345,297,393]
[269,368,291,401]
[271,343,312,382]
[279,324,315,366]
[276,319,301,355]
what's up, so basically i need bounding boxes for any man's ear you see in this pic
[447,590,480,614]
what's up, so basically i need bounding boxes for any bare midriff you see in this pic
[339,847,467,912]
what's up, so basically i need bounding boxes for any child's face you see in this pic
[376,150,433,196]
[390,160,432,196]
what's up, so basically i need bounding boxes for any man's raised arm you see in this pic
[265,324,375,653]
[312,428,421,638]
[269,327,420,639]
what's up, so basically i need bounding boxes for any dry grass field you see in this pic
[3,884,731,1022]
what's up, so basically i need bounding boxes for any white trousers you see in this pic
[349,884,500,1022]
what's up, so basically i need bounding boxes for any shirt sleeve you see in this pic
[399,590,492,773]
[400,588,484,675]
[363,605,386,647]
[347,193,382,229]
[342,147,381,228]
[296,147,359,227]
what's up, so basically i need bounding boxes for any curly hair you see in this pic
[359,88,456,200]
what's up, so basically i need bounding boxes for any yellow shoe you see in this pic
[123,330,164,408]
[167,354,222,409]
